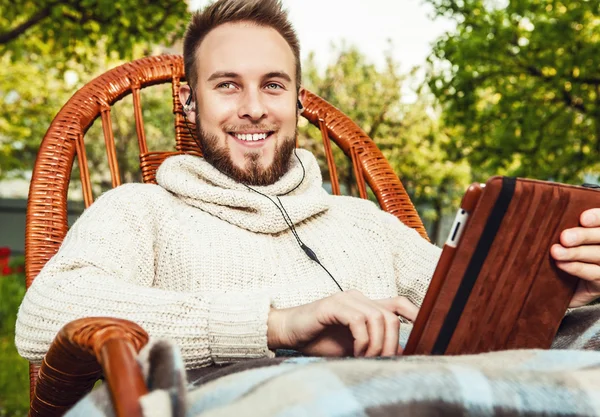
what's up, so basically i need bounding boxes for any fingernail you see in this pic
[563,231,576,245]
[553,245,566,257]
[583,212,597,225]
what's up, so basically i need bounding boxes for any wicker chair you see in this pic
[24,54,428,417]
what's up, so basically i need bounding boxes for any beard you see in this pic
[196,115,296,186]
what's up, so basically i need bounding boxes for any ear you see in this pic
[179,84,197,122]
[297,87,307,114]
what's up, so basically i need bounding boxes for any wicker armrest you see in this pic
[30,317,149,417]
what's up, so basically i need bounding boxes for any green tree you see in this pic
[0,0,187,61]
[0,0,189,181]
[0,45,180,185]
[301,45,471,242]
[426,0,600,182]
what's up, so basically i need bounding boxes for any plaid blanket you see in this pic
[66,303,600,417]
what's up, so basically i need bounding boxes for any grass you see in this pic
[0,257,30,417]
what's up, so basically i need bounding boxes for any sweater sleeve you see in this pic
[15,185,274,369]
[377,211,442,308]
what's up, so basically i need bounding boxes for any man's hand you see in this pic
[267,290,418,357]
[551,208,600,307]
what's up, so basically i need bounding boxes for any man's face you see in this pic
[193,22,299,186]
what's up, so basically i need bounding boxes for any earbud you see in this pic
[183,93,195,113]
[297,99,304,111]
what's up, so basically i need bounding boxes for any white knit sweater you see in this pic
[16,150,441,369]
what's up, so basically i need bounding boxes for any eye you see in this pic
[217,82,237,90]
[264,82,283,90]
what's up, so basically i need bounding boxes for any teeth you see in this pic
[234,133,268,141]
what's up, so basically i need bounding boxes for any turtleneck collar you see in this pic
[156,149,330,234]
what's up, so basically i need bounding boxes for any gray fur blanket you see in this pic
[66,303,600,417]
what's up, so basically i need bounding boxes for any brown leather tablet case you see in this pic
[405,176,600,355]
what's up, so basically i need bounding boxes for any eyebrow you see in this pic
[207,71,240,82]
[263,71,292,83]
[206,71,292,83]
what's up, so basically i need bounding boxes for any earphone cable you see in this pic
[182,111,343,292]
[240,171,344,292]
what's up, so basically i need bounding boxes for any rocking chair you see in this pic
[24,54,427,417]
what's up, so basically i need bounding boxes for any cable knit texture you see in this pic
[16,149,441,369]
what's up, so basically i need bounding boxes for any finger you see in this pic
[344,292,393,357]
[560,227,600,247]
[555,261,600,282]
[339,291,402,356]
[345,312,370,357]
[364,304,401,357]
[363,307,386,357]
[381,311,400,357]
[355,294,401,356]
[341,290,385,356]
[570,279,600,308]
[377,296,419,321]
[580,209,600,227]
[319,293,371,356]
[551,244,600,264]
[329,302,370,357]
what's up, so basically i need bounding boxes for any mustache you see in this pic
[223,124,279,132]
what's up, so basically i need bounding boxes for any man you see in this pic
[15,0,600,370]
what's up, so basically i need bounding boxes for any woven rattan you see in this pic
[25,54,427,415]
[29,318,148,417]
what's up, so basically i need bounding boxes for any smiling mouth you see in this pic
[229,132,274,142]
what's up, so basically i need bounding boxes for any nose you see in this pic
[238,90,267,121]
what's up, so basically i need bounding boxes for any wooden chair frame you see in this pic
[24,54,427,416]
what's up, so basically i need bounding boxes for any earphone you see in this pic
[180,89,342,291]
[183,93,195,113]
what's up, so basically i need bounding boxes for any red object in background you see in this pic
[0,247,11,276]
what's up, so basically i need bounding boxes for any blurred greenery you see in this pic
[0,256,28,417]
[0,0,188,63]
[301,44,471,241]
[426,0,600,183]
[0,0,189,180]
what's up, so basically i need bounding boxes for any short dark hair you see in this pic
[183,0,301,92]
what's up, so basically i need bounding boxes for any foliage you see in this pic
[0,47,180,186]
[301,45,471,241]
[0,0,189,181]
[0,257,28,417]
[0,0,188,63]
[426,0,600,182]
[0,52,82,179]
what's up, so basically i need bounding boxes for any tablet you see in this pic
[404,176,600,355]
